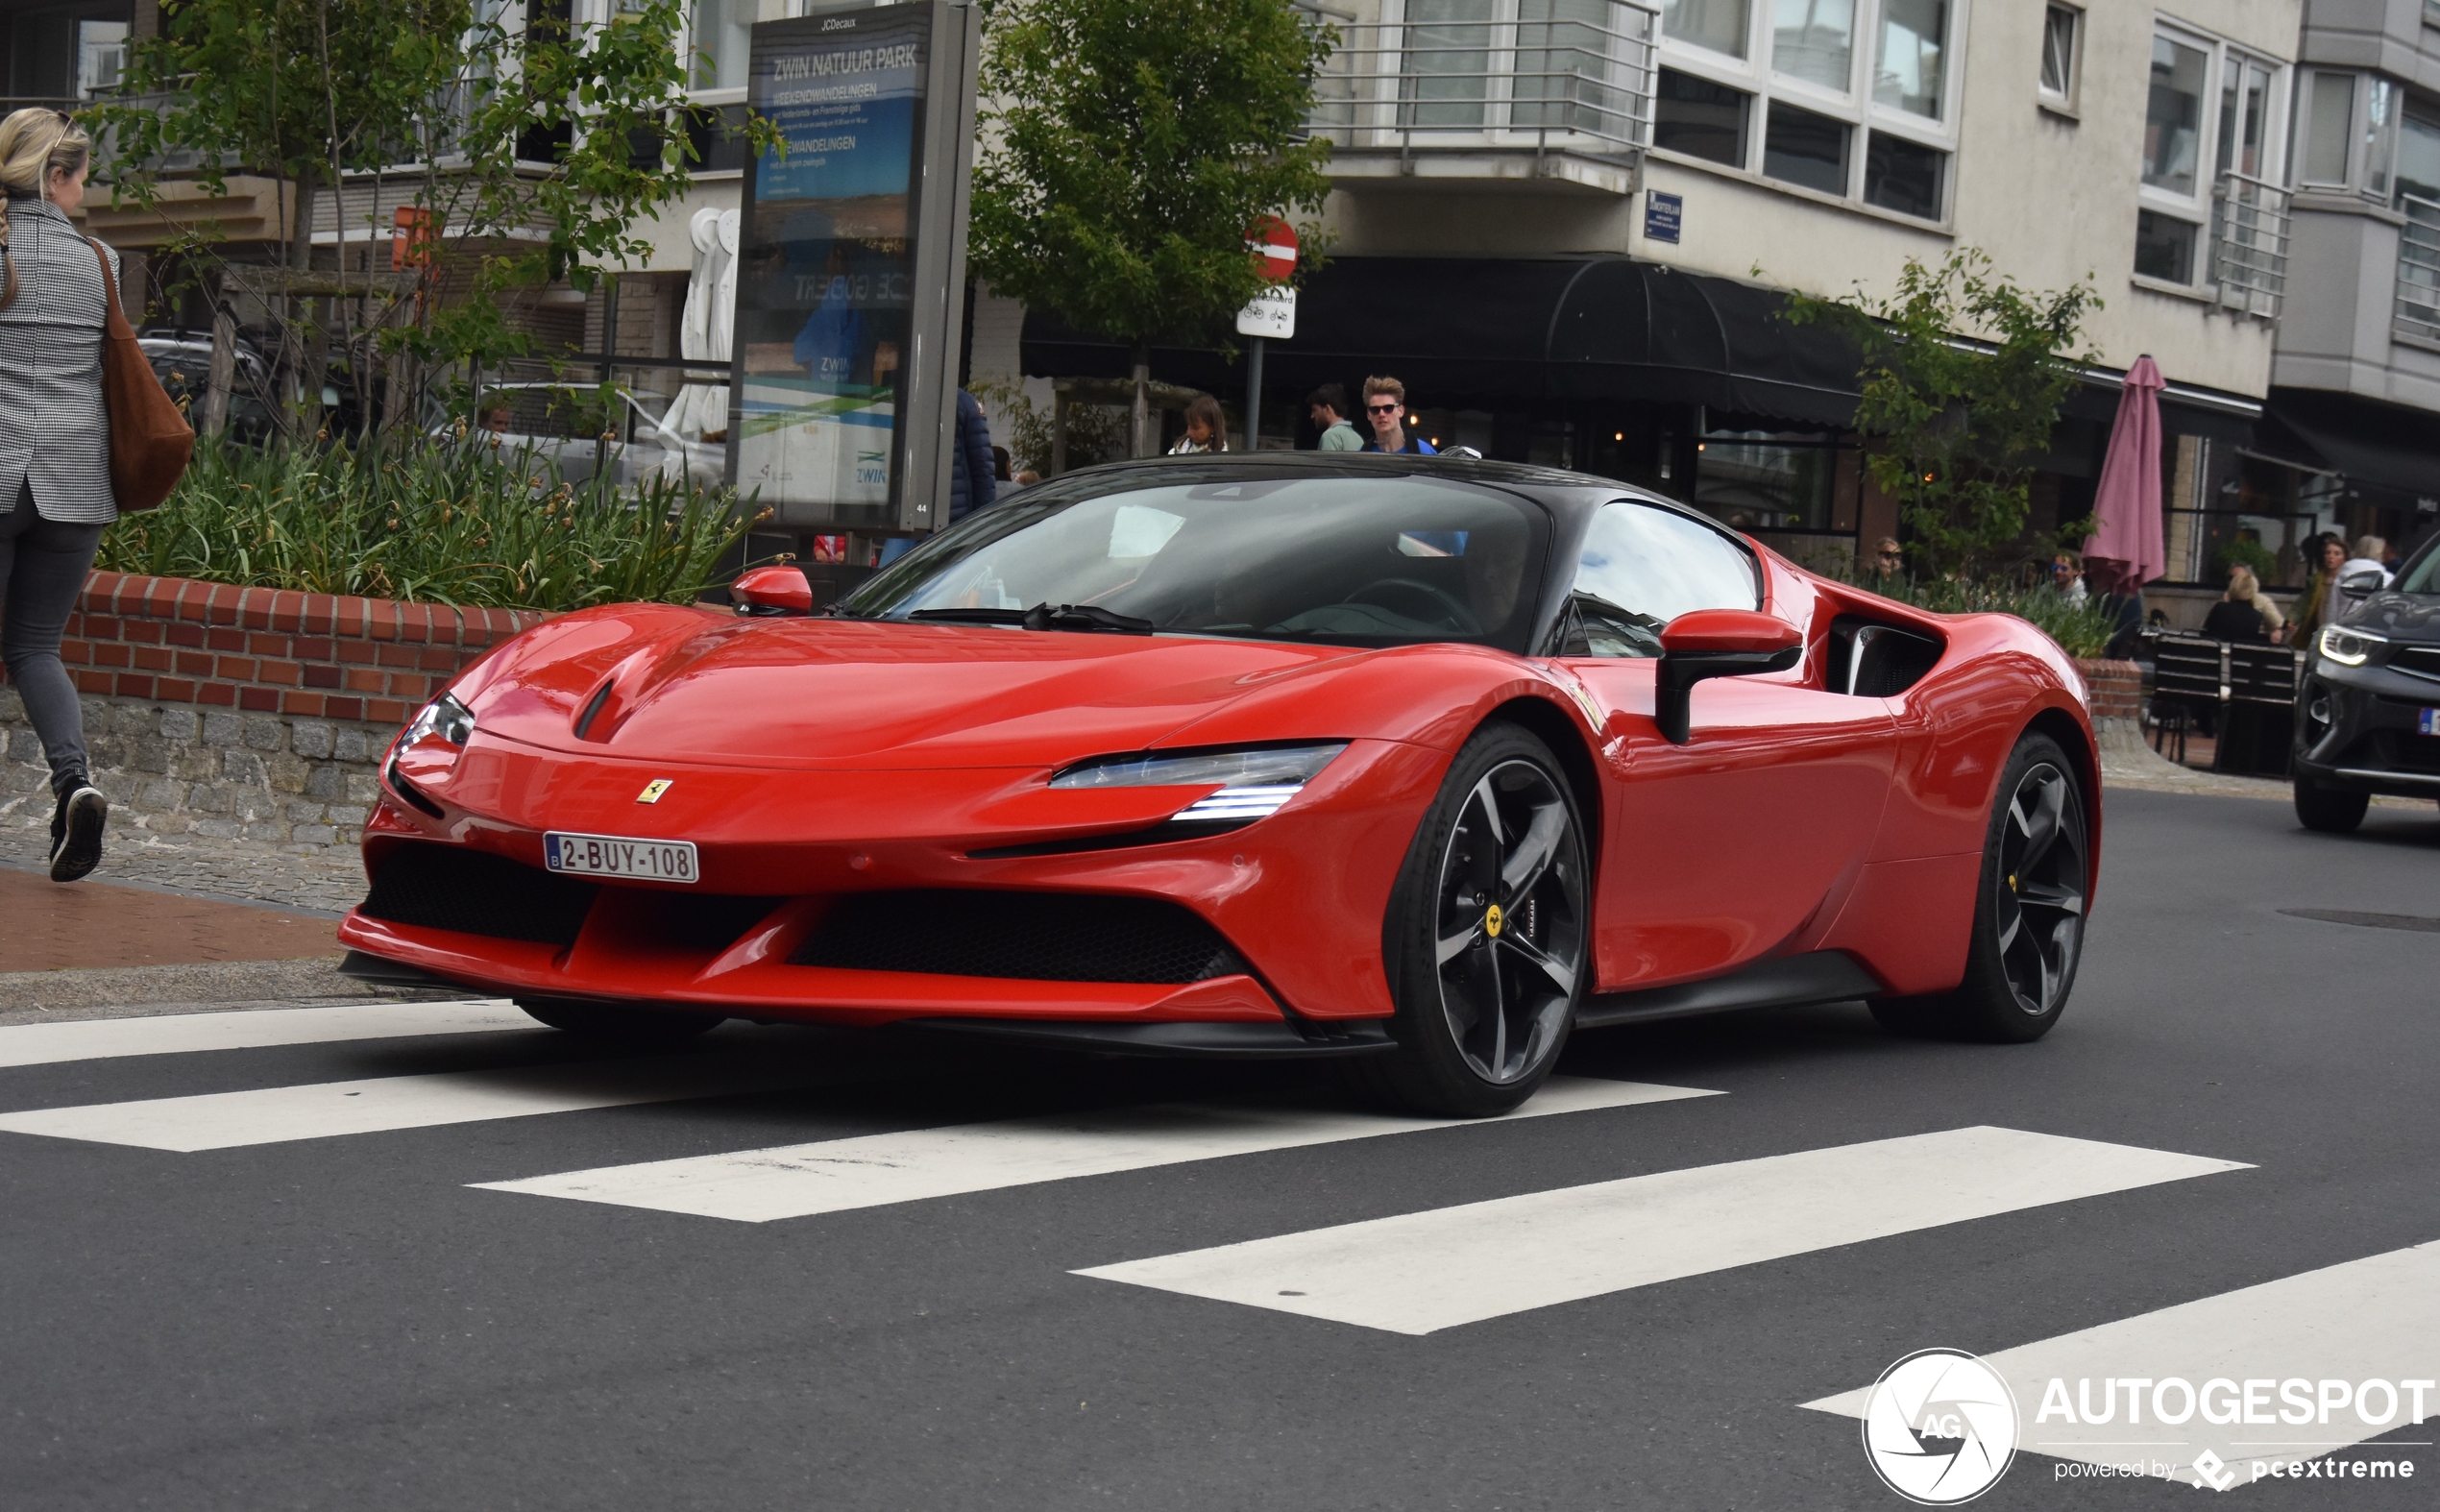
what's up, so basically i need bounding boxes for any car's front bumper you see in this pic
[2293,658,2440,799]
[335,733,1448,1033]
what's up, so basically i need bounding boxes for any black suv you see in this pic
[2293,536,2440,830]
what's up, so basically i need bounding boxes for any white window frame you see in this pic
[2296,68,2405,205]
[2134,20,2287,289]
[1652,0,1967,224]
[2037,2,2080,115]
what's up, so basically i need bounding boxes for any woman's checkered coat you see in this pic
[0,194,120,524]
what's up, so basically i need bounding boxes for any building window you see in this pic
[2297,69,2410,203]
[1662,0,1751,60]
[1865,131,1943,217]
[1872,0,1945,119]
[2038,5,2079,106]
[1765,100,1848,192]
[2142,36,2207,195]
[1655,68,1751,165]
[1654,0,1959,219]
[2133,23,2286,287]
[691,0,754,91]
[2304,72,2354,183]
[2134,209,2197,282]
[1771,0,1853,93]
[75,20,126,100]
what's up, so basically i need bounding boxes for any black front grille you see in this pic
[2394,646,2440,679]
[361,843,598,946]
[793,890,1249,984]
[660,893,786,952]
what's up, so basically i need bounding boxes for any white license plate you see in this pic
[544,832,698,884]
[2422,709,2440,736]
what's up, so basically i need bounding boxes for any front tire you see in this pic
[1871,732,2088,1044]
[1350,722,1591,1116]
[2294,780,2369,833]
[517,997,724,1046]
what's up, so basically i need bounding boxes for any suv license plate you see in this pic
[544,832,698,884]
[2422,709,2440,736]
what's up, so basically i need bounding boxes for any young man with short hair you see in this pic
[1306,383,1361,451]
[1359,376,1436,454]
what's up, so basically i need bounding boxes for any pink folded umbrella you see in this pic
[2082,355,2165,594]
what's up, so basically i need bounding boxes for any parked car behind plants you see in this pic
[465,382,722,490]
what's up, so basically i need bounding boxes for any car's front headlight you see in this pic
[1050,743,1349,823]
[2319,625,2388,668]
[400,693,477,757]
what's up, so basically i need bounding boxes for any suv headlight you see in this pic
[2319,625,2388,668]
[1050,743,1349,823]
[400,693,476,757]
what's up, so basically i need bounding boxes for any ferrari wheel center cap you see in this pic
[1484,903,1503,938]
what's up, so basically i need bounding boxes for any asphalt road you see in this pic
[4,787,2437,1511]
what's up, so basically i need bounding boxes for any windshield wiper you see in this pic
[902,602,1155,633]
[1021,602,1155,633]
[906,606,1027,624]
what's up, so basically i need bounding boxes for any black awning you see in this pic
[1018,256,1865,427]
[2258,388,2440,506]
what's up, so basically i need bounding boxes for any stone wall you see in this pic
[0,572,550,856]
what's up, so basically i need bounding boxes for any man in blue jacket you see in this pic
[949,388,996,523]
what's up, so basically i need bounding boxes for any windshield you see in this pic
[2393,536,2440,595]
[837,473,1552,649]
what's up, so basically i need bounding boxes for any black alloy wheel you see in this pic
[516,997,724,1046]
[1354,722,1590,1116]
[1872,731,2088,1043]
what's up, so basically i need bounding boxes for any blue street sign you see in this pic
[1645,191,1682,244]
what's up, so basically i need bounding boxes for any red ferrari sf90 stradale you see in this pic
[339,453,2098,1116]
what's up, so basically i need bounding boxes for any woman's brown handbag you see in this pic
[86,238,193,513]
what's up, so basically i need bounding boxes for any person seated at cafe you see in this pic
[2202,565,2277,644]
[2049,550,2088,604]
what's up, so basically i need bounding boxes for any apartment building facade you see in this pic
[1019,0,2323,592]
[2261,0,2440,559]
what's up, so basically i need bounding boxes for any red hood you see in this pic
[462,605,1363,769]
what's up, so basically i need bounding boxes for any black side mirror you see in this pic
[1654,610,1804,744]
[2339,569,2386,599]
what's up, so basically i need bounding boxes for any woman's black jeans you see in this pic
[1,479,105,797]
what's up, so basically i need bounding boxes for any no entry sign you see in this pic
[1249,216,1298,282]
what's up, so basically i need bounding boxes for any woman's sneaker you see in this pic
[49,785,107,883]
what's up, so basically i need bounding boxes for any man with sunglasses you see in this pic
[1358,376,1436,454]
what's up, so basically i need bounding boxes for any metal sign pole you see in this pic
[1245,336,1263,452]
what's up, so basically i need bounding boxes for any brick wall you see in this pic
[0,573,551,857]
[2076,658,2143,727]
[61,572,549,728]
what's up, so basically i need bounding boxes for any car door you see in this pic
[1557,501,1895,990]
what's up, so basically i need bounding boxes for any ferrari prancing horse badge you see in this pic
[636,779,673,804]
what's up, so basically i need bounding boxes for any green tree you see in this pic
[93,0,769,432]
[969,0,1335,455]
[1782,249,2099,579]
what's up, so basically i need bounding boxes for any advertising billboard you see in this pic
[734,0,979,533]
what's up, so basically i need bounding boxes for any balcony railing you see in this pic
[2395,193,2440,347]
[2209,170,2289,319]
[1306,0,1658,176]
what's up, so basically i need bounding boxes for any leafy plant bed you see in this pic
[99,435,757,613]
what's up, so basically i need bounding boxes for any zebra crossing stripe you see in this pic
[472,1077,1720,1221]
[0,1001,532,1070]
[1074,1127,2250,1335]
[1804,1240,2440,1488]
[0,1052,827,1152]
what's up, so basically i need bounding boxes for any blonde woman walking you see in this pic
[0,109,116,881]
